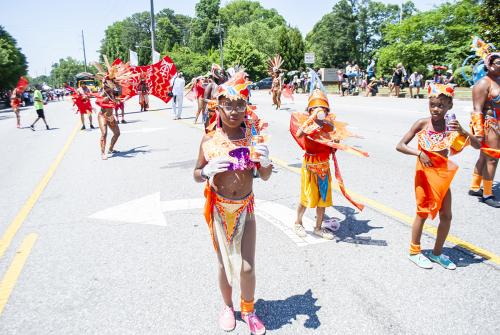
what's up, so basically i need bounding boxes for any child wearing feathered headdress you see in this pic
[396,83,480,270]
[193,72,272,335]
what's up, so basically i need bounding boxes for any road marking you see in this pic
[270,156,500,265]
[89,196,326,246]
[176,113,500,264]
[0,233,38,315]
[0,123,80,260]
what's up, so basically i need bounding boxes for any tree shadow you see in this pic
[249,289,321,331]
[110,145,150,158]
[330,205,387,246]
[423,246,484,267]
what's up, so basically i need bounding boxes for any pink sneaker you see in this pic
[219,305,236,332]
[242,312,266,335]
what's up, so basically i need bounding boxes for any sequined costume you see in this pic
[202,72,266,285]
[416,84,469,218]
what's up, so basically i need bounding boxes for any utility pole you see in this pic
[399,0,403,23]
[214,19,224,69]
[81,30,88,72]
[150,0,156,64]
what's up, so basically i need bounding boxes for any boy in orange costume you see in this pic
[290,89,368,239]
[193,72,272,335]
[397,83,480,270]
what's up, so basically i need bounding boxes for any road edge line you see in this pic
[0,233,38,315]
[0,122,80,259]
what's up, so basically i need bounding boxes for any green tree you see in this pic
[219,0,285,29]
[478,0,500,46]
[167,46,212,80]
[0,26,28,90]
[156,9,192,52]
[305,0,357,67]
[189,0,221,52]
[50,57,90,87]
[277,27,305,71]
[224,37,266,80]
[377,0,480,77]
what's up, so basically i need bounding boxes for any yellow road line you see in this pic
[271,156,500,265]
[0,233,38,315]
[0,123,80,260]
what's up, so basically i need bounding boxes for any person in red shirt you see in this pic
[194,77,206,124]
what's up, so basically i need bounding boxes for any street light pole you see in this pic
[150,0,156,64]
[81,30,88,72]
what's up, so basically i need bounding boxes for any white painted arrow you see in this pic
[89,194,329,246]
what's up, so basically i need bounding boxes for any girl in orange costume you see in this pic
[397,83,480,270]
[469,52,500,207]
[193,72,272,335]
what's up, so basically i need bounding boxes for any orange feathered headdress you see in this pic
[427,83,455,98]
[215,71,251,101]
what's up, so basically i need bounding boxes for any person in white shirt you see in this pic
[409,71,423,98]
[172,72,186,120]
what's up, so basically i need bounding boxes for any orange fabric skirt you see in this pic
[415,150,458,219]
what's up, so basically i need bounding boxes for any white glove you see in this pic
[201,157,230,179]
[253,144,272,168]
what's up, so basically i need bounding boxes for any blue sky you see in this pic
[0,0,448,77]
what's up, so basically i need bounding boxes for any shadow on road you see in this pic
[331,205,387,246]
[250,289,321,331]
[111,145,150,158]
[423,246,484,268]
[160,159,197,169]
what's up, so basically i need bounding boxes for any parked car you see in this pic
[249,77,272,90]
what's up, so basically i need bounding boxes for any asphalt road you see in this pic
[0,91,498,335]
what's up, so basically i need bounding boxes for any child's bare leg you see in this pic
[411,215,427,246]
[15,109,20,126]
[315,206,326,230]
[295,204,306,226]
[433,190,452,256]
[240,215,256,304]
[216,248,233,307]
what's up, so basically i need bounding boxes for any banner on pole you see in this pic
[129,50,138,66]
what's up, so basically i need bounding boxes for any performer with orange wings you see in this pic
[10,77,28,128]
[94,57,137,160]
[468,42,500,207]
[397,83,480,270]
[290,89,368,240]
[269,55,284,110]
[193,72,271,335]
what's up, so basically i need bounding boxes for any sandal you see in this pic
[294,224,307,238]
[313,228,334,240]
[323,217,341,232]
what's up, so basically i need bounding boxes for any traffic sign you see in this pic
[304,52,315,64]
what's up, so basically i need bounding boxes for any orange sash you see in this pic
[415,150,458,219]
[481,143,500,159]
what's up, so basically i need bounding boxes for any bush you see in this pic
[453,66,472,87]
